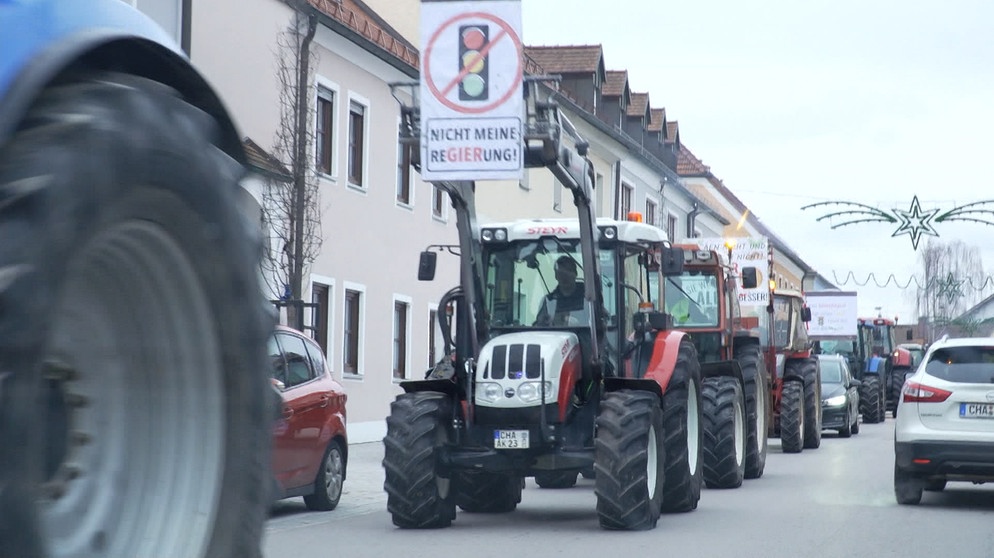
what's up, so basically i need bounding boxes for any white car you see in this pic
[894,336,994,505]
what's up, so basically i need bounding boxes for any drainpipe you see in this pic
[613,161,622,219]
[686,201,702,239]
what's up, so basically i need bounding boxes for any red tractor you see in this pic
[670,244,769,485]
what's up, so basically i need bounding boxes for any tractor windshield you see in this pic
[664,271,719,327]
[483,239,593,328]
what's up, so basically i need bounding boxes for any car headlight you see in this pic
[823,395,847,407]
[477,382,503,404]
[517,381,554,404]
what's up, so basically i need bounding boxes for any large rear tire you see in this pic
[383,392,456,528]
[735,344,768,479]
[660,339,703,513]
[701,376,746,489]
[455,472,523,513]
[780,381,805,454]
[0,73,272,558]
[594,390,664,530]
[860,375,884,424]
[534,471,578,489]
[802,359,822,449]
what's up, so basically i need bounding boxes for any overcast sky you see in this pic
[520,0,994,322]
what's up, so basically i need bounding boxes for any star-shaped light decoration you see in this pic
[801,196,994,250]
[935,272,964,305]
[891,196,939,249]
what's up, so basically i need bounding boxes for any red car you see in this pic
[269,326,348,510]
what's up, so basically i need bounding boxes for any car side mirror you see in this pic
[740,266,759,289]
[418,251,437,281]
[849,379,862,388]
[271,378,286,391]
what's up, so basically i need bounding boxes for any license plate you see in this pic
[494,430,529,449]
[960,403,994,419]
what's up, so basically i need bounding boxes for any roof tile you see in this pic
[310,0,419,71]
[522,45,604,74]
[648,108,666,132]
[602,70,628,97]
[627,92,649,117]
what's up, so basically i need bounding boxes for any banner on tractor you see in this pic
[694,236,770,307]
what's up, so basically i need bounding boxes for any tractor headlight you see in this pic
[477,382,503,404]
[517,381,554,403]
[823,395,846,407]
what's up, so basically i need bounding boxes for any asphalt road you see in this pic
[263,418,994,558]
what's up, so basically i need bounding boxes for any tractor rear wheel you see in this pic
[594,390,664,530]
[0,72,272,558]
[735,344,768,479]
[780,381,805,454]
[383,392,456,528]
[534,471,578,489]
[660,338,703,513]
[802,359,822,449]
[860,375,883,424]
[455,472,523,512]
[701,376,746,489]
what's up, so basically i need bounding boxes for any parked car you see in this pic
[269,326,348,510]
[894,336,994,505]
[818,354,860,437]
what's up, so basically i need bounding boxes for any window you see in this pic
[433,185,446,219]
[620,183,633,218]
[396,141,413,205]
[277,332,315,388]
[316,86,334,175]
[348,100,365,186]
[311,283,330,356]
[393,301,409,379]
[645,199,657,227]
[667,214,677,242]
[343,289,362,374]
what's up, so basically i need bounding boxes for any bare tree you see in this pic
[262,4,322,329]
[912,239,993,337]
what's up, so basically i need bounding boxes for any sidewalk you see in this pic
[341,441,387,516]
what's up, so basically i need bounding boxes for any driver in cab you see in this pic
[535,256,585,326]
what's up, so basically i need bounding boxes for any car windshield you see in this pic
[925,346,994,384]
[664,271,719,327]
[483,239,592,328]
[820,359,844,384]
[819,339,855,356]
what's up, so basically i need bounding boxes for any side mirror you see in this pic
[418,251,437,281]
[740,266,759,289]
[647,311,672,330]
[270,378,286,391]
[849,379,862,388]
[660,246,685,276]
[800,306,812,322]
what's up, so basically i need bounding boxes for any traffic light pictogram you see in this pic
[458,24,489,101]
